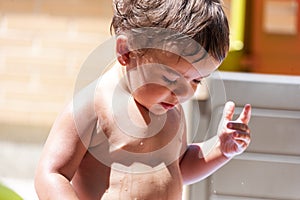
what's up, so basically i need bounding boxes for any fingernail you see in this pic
[227,122,233,128]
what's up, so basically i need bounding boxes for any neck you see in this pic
[134,99,152,125]
[116,62,132,94]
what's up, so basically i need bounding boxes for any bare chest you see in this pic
[89,108,186,173]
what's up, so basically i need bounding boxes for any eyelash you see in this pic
[192,79,202,85]
[162,75,202,85]
[162,75,177,85]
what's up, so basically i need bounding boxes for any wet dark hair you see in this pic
[111,0,229,63]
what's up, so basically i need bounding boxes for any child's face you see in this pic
[126,49,220,115]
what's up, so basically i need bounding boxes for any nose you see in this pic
[171,81,194,102]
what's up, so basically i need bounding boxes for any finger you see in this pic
[233,131,251,143]
[222,101,235,122]
[237,104,252,125]
[235,140,249,150]
[227,122,249,132]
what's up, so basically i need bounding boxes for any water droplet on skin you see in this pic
[124,188,128,192]
[140,142,144,146]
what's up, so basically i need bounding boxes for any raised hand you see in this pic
[218,101,252,158]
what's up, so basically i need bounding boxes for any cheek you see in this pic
[133,84,170,101]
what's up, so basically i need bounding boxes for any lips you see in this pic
[160,102,175,110]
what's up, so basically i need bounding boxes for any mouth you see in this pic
[160,102,175,110]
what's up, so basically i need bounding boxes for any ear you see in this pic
[116,35,130,66]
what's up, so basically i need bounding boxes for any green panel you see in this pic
[0,183,23,200]
[220,0,247,72]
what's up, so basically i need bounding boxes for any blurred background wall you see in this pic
[0,0,112,199]
[0,0,112,143]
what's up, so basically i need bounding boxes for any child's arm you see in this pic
[34,86,98,199]
[180,101,251,185]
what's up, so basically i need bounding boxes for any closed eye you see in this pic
[162,75,177,85]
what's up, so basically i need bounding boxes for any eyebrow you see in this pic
[164,64,210,80]
[191,50,208,64]
[181,42,208,64]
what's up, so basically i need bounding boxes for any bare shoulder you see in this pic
[89,64,123,146]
